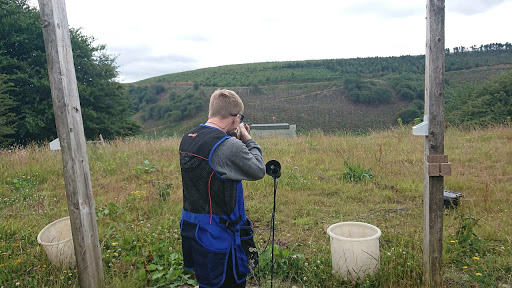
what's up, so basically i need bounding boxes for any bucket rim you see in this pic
[327,221,381,242]
[37,216,72,246]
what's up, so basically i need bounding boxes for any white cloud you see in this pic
[447,0,509,15]
[109,45,197,82]
[342,0,424,18]
[29,0,512,82]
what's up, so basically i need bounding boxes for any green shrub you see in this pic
[342,159,374,182]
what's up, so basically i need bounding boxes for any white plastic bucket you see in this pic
[327,222,381,281]
[37,217,76,267]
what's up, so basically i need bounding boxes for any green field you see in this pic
[1,126,511,287]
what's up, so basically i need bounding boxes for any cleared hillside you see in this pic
[124,46,512,136]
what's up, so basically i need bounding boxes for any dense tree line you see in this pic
[446,70,512,127]
[446,43,512,54]
[0,75,16,146]
[343,77,393,105]
[126,84,166,112]
[387,74,425,123]
[146,44,512,88]
[126,85,208,123]
[0,0,141,147]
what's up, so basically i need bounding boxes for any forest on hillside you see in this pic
[126,47,512,136]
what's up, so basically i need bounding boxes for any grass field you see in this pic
[1,125,511,287]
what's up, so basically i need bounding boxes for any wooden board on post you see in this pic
[38,0,104,286]
[424,0,445,287]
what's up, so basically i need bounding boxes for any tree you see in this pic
[0,0,141,145]
[1,0,53,144]
[397,107,421,124]
[397,87,416,101]
[70,30,142,139]
[0,74,17,147]
[446,71,512,126]
[372,86,393,104]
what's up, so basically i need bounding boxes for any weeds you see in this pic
[342,159,374,182]
[444,209,512,287]
[447,212,483,262]
[154,181,172,202]
[96,202,123,220]
[254,241,305,282]
[0,127,511,287]
[135,160,158,174]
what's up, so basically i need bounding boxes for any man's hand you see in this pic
[238,123,252,143]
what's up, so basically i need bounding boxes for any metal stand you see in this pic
[270,176,277,288]
[265,160,281,288]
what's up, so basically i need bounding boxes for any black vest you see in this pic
[179,125,237,217]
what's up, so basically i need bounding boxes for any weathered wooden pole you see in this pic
[423,0,446,286]
[38,0,104,286]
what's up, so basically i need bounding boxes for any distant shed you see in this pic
[250,123,296,138]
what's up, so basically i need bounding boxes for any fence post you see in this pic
[423,0,445,286]
[38,0,104,286]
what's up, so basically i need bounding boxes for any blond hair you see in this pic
[208,89,244,119]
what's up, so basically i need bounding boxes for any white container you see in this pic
[37,217,76,267]
[327,222,381,281]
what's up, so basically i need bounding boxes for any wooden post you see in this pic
[38,0,104,287]
[424,0,445,286]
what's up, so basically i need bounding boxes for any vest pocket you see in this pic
[196,223,231,252]
[181,220,229,287]
[191,238,228,287]
[240,219,259,273]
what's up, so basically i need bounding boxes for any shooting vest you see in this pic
[179,125,254,288]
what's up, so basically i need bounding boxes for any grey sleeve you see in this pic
[211,138,266,181]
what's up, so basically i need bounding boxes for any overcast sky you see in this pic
[29,0,511,83]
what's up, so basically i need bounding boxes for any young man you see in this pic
[179,89,265,288]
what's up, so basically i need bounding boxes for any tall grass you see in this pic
[1,126,511,287]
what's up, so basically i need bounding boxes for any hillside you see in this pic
[124,45,512,136]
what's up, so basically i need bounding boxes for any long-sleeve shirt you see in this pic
[210,137,265,181]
